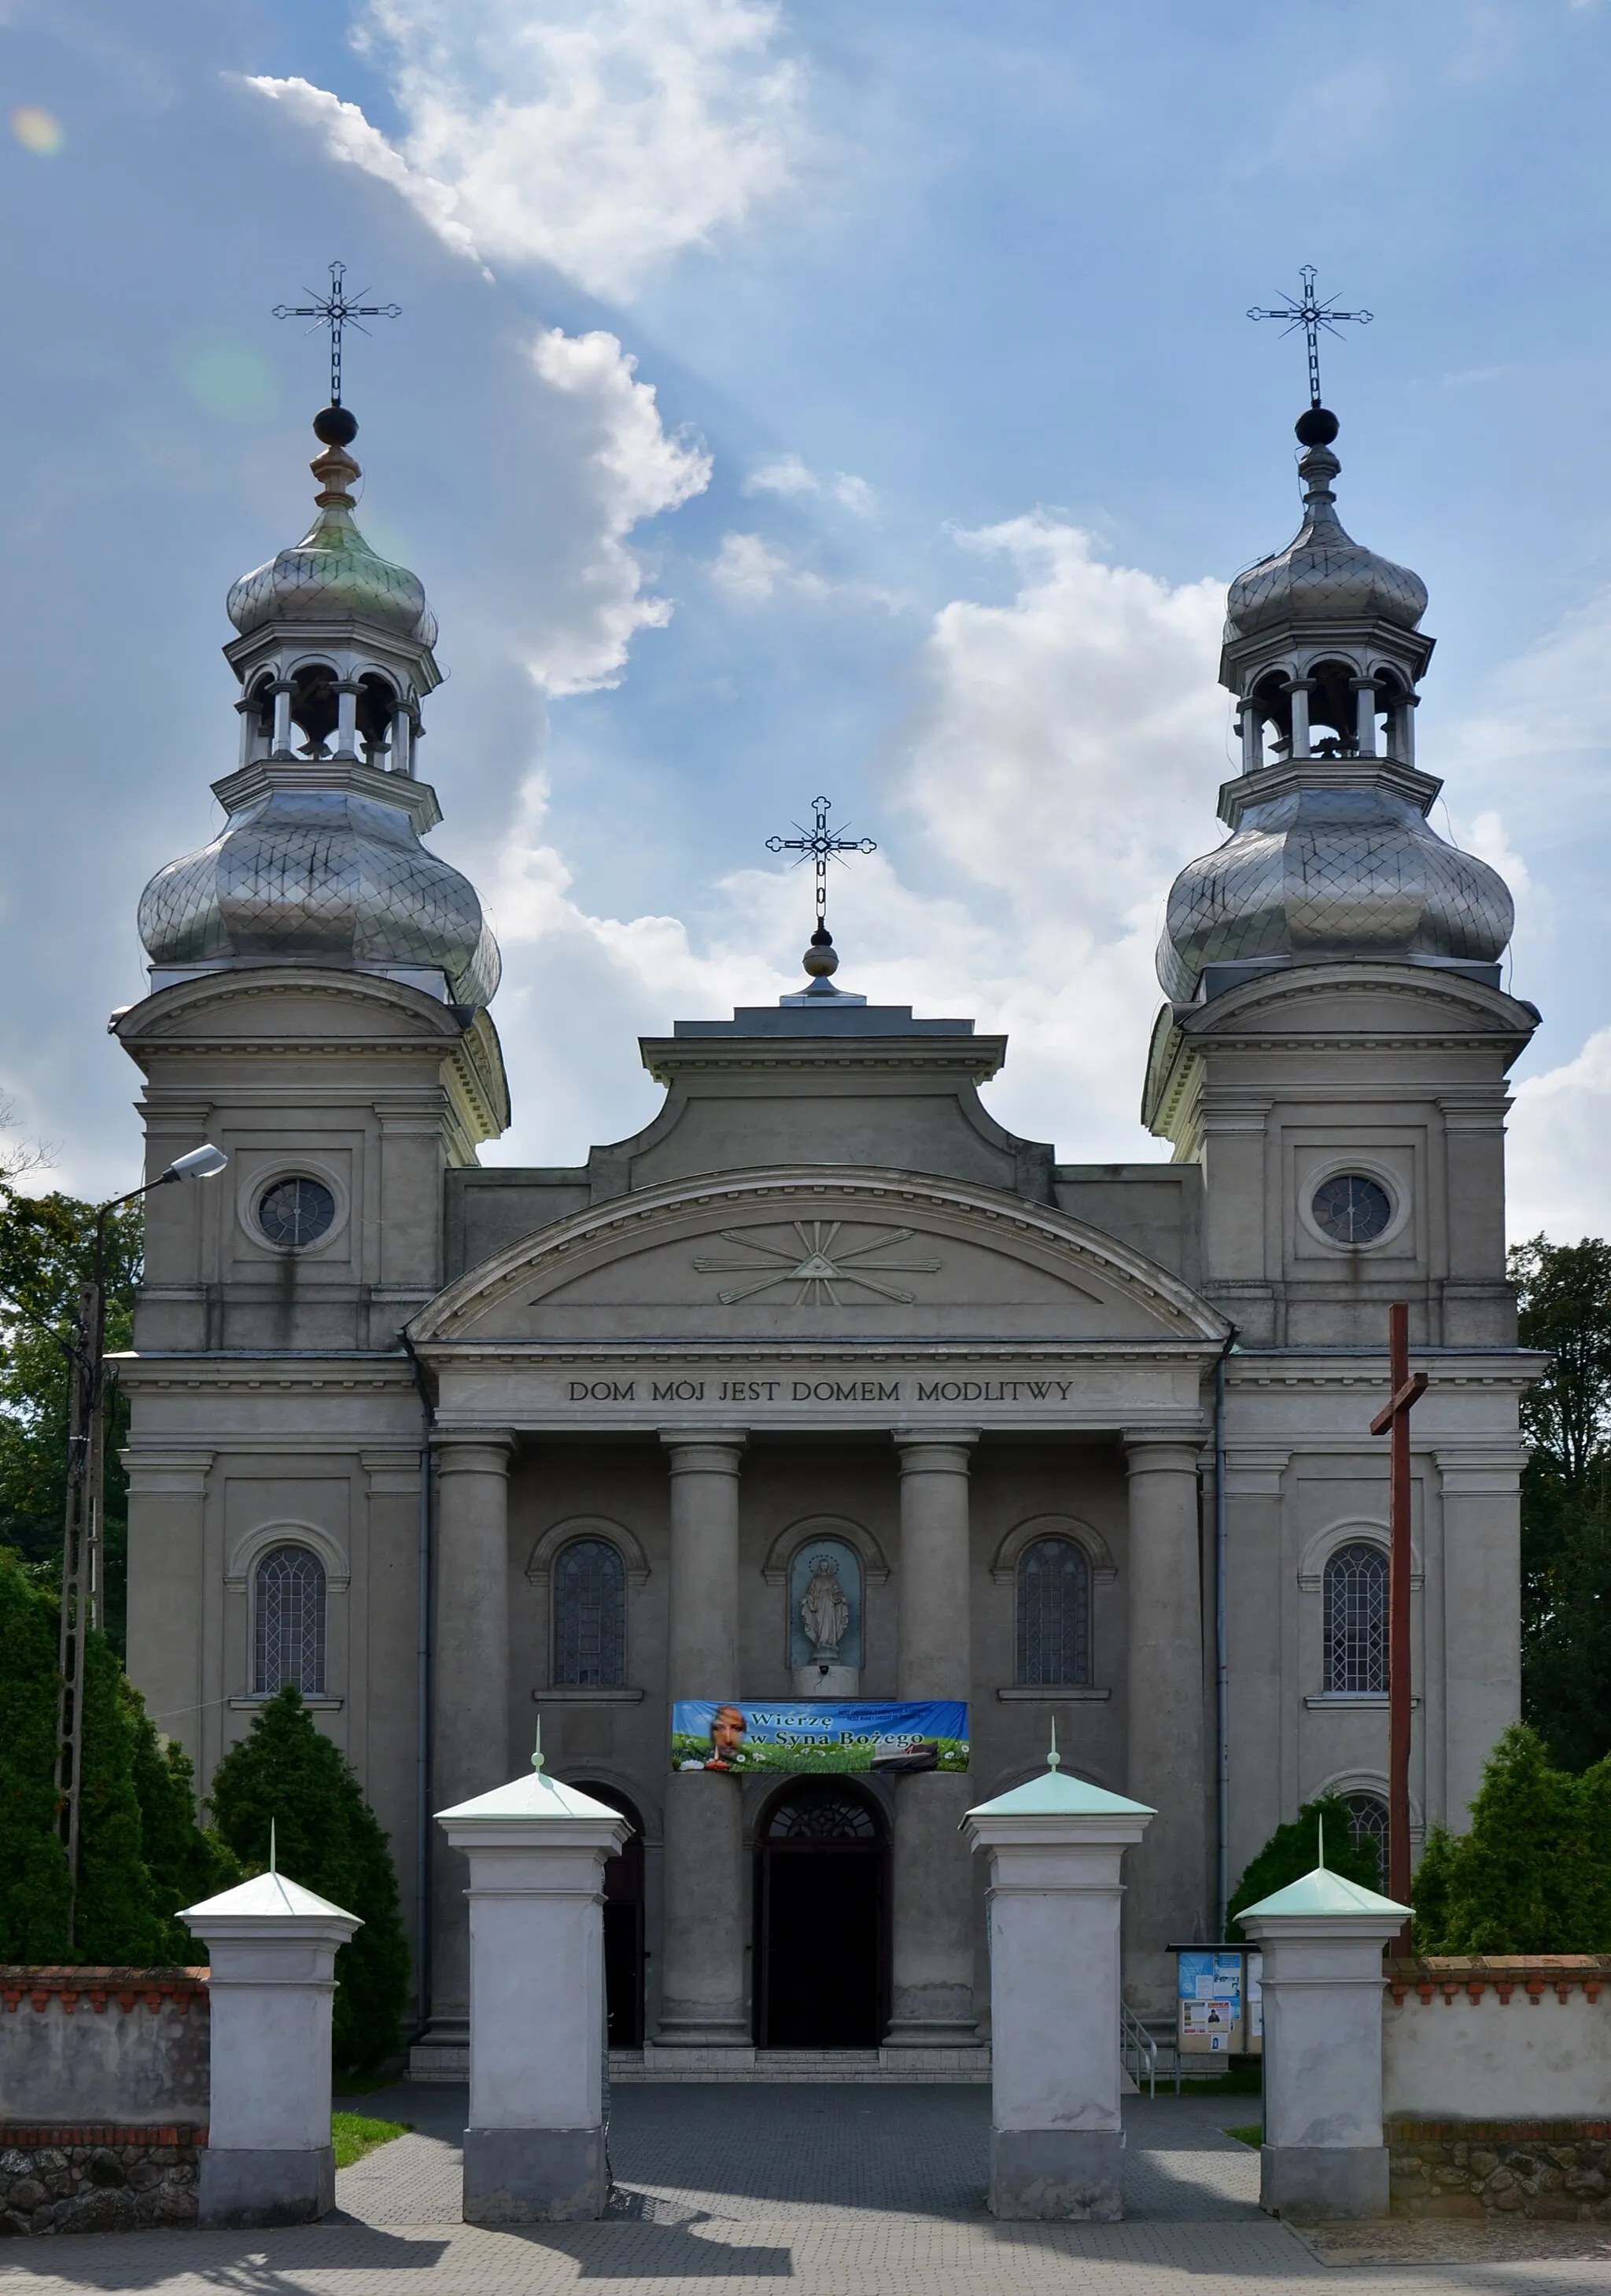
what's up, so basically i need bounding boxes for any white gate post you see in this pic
[964,1748,1153,2220]
[438,1748,629,2224]
[1240,1861,1411,2220]
[180,1870,360,2228]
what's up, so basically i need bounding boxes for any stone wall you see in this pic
[0,1970,211,2237]
[1381,1958,1611,2217]
[0,2125,205,2235]
[1388,2122,1611,2220]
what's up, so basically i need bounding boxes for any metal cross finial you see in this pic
[765,796,876,927]
[1248,265,1372,410]
[274,260,400,407]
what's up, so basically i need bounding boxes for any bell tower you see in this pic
[1143,403,1537,1347]
[116,398,507,1897]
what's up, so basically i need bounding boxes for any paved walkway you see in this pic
[4,2084,1611,2296]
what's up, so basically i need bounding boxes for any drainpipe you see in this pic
[1213,1328,1238,1940]
[401,1329,434,2042]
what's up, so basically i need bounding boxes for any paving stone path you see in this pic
[5,2084,1611,2296]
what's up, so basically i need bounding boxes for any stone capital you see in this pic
[433,1429,515,1476]
[659,1429,747,1471]
[891,1427,980,1458]
[1122,1426,1207,1471]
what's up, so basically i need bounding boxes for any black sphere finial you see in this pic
[1295,405,1340,447]
[313,403,359,447]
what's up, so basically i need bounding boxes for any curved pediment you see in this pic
[410,1166,1227,1348]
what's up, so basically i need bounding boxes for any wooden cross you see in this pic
[1370,1301,1428,1924]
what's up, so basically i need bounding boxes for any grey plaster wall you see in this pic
[0,1983,209,2125]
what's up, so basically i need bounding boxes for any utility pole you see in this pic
[53,1144,229,1942]
[1370,1301,1428,1945]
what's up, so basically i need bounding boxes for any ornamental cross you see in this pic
[766,795,876,926]
[1369,1300,1428,1929]
[274,260,401,408]
[1248,264,1372,410]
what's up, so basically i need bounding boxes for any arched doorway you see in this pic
[755,1778,887,2047]
[574,1781,645,2048]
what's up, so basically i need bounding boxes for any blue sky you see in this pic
[6,0,1611,1235]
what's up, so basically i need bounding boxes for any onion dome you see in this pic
[1224,430,1427,644]
[227,414,437,648]
[1156,760,1513,1004]
[1158,407,1513,1005]
[138,766,501,1010]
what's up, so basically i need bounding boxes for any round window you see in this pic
[256,1176,337,1250]
[1311,1173,1393,1246]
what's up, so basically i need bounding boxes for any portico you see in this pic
[407,1154,1226,2072]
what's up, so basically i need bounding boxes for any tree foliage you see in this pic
[1414,1724,1611,1952]
[1512,1236,1611,1770]
[0,1547,234,1963]
[1226,1794,1384,1936]
[0,1182,142,1656]
[204,1687,410,2071]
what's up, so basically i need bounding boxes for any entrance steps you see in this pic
[610,2046,991,2083]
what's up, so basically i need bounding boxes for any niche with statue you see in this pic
[788,1538,863,1696]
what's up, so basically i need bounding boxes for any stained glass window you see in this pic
[1324,1541,1388,1693]
[553,1537,626,1687]
[1016,1536,1091,1685]
[253,1545,326,1695]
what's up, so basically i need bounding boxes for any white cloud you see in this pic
[519,327,710,694]
[478,515,1229,1167]
[745,452,876,515]
[1508,1028,1611,1241]
[708,530,833,604]
[247,0,806,300]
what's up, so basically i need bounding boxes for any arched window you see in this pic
[553,1537,627,1687]
[1343,1791,1389,1886]
[253,1545,326,1696]
[1016,1536,1091,1685]
[1324,1541,1388,1693]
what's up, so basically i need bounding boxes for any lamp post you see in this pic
[55,1142,228,1937]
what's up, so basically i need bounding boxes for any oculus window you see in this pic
[256,1176,336,1250]
[1311,1173,1392,1246]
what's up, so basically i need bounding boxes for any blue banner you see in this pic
[672,1700,968,1774]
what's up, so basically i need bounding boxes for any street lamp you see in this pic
[56,1143,229,1934]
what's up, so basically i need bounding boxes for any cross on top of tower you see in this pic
[1248,264,1372,423]
[766,796,876,926]
[274,260,401,415]
[765,795,876,999]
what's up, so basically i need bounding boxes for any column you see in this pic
[270,680,293,758]
[334,678,359,759]
[1123,1427,1208,2019]
[1351,675,1378,757]
[655,1430,750,2052]
[1285,677,1312,759]
[422,1431,513,2057]
[888,1429,979,2047]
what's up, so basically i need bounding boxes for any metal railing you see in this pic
[1119,2001,1180,2097]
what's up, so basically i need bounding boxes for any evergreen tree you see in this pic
[1412,1724,1611,1953]
[1226,1794,1384,1936]
[0,1549,72,1958]
[71,1626,162,1964]
[205,1686,410,2070]
[122,1680,239,1959]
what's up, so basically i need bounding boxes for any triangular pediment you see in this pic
[410,1167,1226,1349]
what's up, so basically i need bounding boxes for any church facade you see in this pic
[116,394,1538,2065]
